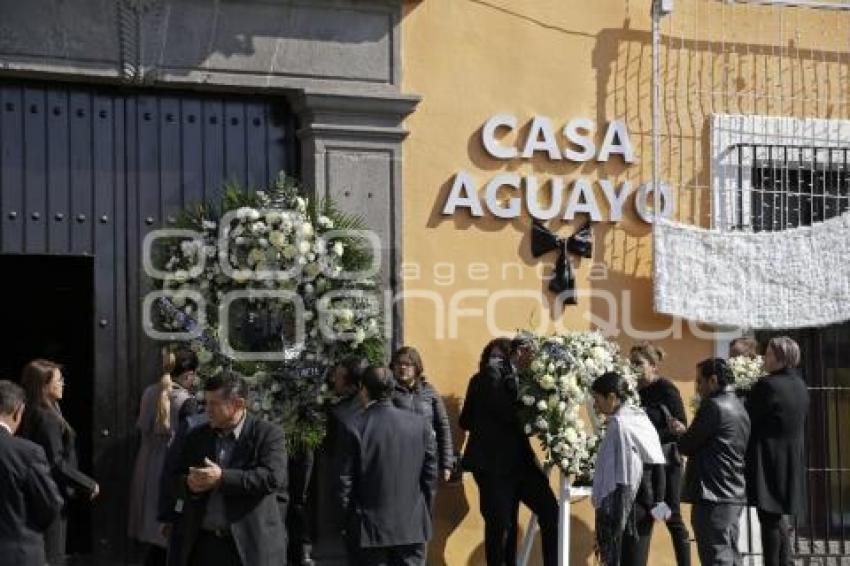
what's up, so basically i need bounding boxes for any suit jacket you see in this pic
[18,405,97,502]
[0,427,63,566]
[337,399,438,548]
[745,368,809,515]
[172,413,288,566]
[459,364,535,475]
[679,387,751,504]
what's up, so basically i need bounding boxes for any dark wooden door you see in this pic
[0,78,298,562]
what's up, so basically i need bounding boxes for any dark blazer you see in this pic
[459,364,534,475]
[337,399,438,548]
[18,405,97,502]
[0,427,63,566]
[745,368,810,515]
[171,413,288,566]
[392,379,455,472]
[679,387,751,504]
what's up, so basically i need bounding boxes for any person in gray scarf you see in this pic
[591,372,667,566]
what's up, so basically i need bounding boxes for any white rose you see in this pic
[251,221,267,235]
[295,197,307,212]
[318,216,333,229]
[282,245,297,259]
[536,400,548,411]
[564,427,578,444]
[535,417,549,430]
[248,209,261,221]
[265,212,281,225]
[521,395,535,406]
[333,241,344,257]
[304,263,321,278]
[538,374,556,390]
[298,240,311,254]
[268,231,286,248]
[355,328,366,343]
[300,223,315,238]
[338,309,355,324]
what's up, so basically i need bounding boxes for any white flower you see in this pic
[338,309,355,324]
[300,223,315,238]
[298,240,312,254]
[564,427,578,444]
[295,197,307,212]
[536,400,548,411]
[269,231,286,248]
[265,212,281,225]
[197,349,213,364]
[354,328,366,343]
[535,417,548,430]
[521,395,535,406]
[333,241,345,257]
[248,209,261,221]
[202,220,217,231]
[304,311,315,321]
[307,253,316,262]
[250,221,267,235]
[304,263,322,279]
[282,245,297,259]
[303,283,315,295]
[317,216,333,229]
[537,374,556,390]
[236,207,252,221]
[172,270,189,283]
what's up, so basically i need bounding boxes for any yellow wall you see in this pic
[399,1,850,564]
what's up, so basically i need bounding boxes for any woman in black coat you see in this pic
[18,359,99,566]
[391,346,455,482]
[745,336,809,566]
[629,342,690,566]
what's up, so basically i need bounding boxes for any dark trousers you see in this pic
[143,544,167,566]
[757,510,793,566]
[288,450,315,564]
[188,531,242,566]
[358,543,426,566]
[45,512,67,566]
[632,465,692,566]
[474,463,559,566]
[691,502,743,566]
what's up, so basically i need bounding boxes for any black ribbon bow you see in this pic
[530,220,593,306]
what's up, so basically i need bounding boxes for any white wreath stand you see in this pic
[518,473,593,566]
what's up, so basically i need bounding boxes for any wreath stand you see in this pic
[518,474,592,566]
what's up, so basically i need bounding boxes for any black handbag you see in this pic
[658,404,683,466]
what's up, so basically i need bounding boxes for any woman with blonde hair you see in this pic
[18,359,99,566]
[628,342,690,566]
[127,347,198,566]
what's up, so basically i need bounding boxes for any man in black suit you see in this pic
[745,336,809,566]
[0,379,63,566]
[170,371,288,566]
[337,366,437,566]
[459,337,559,566]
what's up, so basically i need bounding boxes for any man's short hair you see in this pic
[0,380,25,416]
[204,370,249,400]
[361,367,395,402]
[696,358,734,388]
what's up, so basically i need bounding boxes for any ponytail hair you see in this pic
[155,348,177,435]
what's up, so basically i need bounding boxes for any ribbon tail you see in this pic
[549,243,577,306]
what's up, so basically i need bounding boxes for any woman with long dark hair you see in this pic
[591,371,666,566]
[128,347,198,566]
[18,359,99,566]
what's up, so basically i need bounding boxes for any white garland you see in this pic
[517,331,639,476]
[654,212,850,329]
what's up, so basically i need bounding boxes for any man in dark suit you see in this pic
[459,337,559,566]
[670,358,751,566]
[170,371,288,566]
[338,366,437,566]
[745,337,809,566]
[0,379,63,566]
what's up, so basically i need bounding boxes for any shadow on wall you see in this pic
[429,393,471,565]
